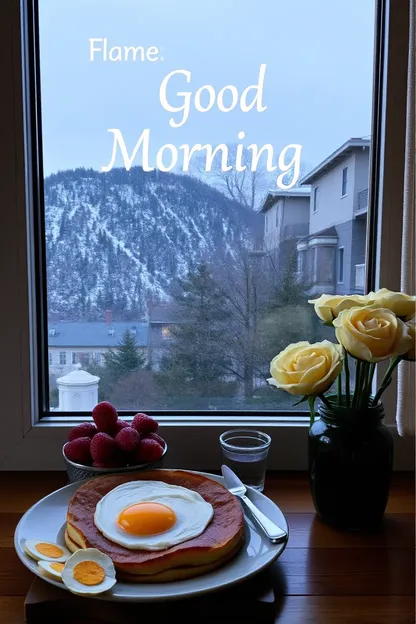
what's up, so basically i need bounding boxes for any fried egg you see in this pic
[61,549,116,595]
[24,540,71,563]
[94,480,214,551]
[38,560,65,582]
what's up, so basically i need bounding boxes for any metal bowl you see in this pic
[62,442,168,483]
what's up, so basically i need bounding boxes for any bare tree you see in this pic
[211,247,273,398]
[213,246,312,399]
[194,144,274,211]
[194,144,312,211]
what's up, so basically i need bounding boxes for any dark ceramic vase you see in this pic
[308,400,394,530]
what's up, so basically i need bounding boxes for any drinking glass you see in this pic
[219,429,271,492]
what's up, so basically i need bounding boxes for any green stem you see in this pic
[344,350,351,407]
[308,396,316,428]
[372,356,401,406]
[358,362,370,410]
[337,373,342,406]
[352,360,362,409]
[365,363,376,405]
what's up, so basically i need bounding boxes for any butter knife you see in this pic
[221,465,287,543]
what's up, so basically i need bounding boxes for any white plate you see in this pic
[14,470,288,602]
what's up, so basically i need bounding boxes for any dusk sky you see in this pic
[39,0,375,178]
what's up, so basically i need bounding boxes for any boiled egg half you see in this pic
[94,480,214,551]
[38,560,65,582]
[24,540,70,563]
[61,549,116,595]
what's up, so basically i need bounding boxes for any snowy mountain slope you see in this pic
[44,167,258,320]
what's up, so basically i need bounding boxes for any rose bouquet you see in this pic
[268,288,415,425]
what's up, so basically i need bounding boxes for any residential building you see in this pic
[297,138,370,294]
[48,320,148,376]
[259,188,311,271]
[147,303,181,370]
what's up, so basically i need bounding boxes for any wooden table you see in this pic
[0,472,414,623]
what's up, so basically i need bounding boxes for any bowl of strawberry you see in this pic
[63,402,167,483]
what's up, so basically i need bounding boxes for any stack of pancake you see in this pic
[66,469,244,583]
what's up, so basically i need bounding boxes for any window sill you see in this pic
[0,417,413,471]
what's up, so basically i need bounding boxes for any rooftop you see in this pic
[47,321,148,348]
[259,187,311,213]
[149,304,182,324]
[300,138,370,185]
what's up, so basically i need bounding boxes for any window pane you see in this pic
[39,0,375,412]
[342,167,348,196]
[338,248,344,283]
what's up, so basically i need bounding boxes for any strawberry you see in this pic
[115,427,140,453]
[68,422,97,442]
[135,438,164,464]
[112,420,130,436]
[132,413,158,435]
[143,432,166,449]
[92,401,118,434]
[64,437,92,465]
[90,432,117,463]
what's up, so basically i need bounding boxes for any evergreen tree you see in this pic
[104,329,146,381]
[159,263,231,397]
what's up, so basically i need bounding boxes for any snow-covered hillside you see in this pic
[44,167,258,320]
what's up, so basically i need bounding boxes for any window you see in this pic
[59,352,67,365]
[312,246,335,285]
[38,0,376,413]
[48,352,52,365]
[338,248,345,283]
[313,187,319,212]
[93,352,102,364]
[342,167,348,196]
[2,0,413,470]
[275,205,280,228]
[72,352,77,365]
[162,326,172,339]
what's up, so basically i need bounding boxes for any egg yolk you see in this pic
[73,560,105,586]
[117,502,176,536]
[50,563,65,573]
[35,543,64,558]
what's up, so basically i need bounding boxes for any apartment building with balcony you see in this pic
[259,187,311,271]
[297,138,370,295]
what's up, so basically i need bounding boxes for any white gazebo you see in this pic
[56,365,100,411]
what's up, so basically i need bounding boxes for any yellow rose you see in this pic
[367,288,416,318]
[308,293,373,323]
[268,340,343,396]
[333,306,412,362]
[403,316,415,361]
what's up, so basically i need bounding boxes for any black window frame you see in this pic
[22,0,386,420]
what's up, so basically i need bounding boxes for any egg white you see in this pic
[24,540,71,563]
[38,560,65,582]
[94,481,214,551]
[61,548,116,596]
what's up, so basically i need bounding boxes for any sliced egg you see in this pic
[24,540,71,563]
[38,560,65,582]
[62,548,116,595]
